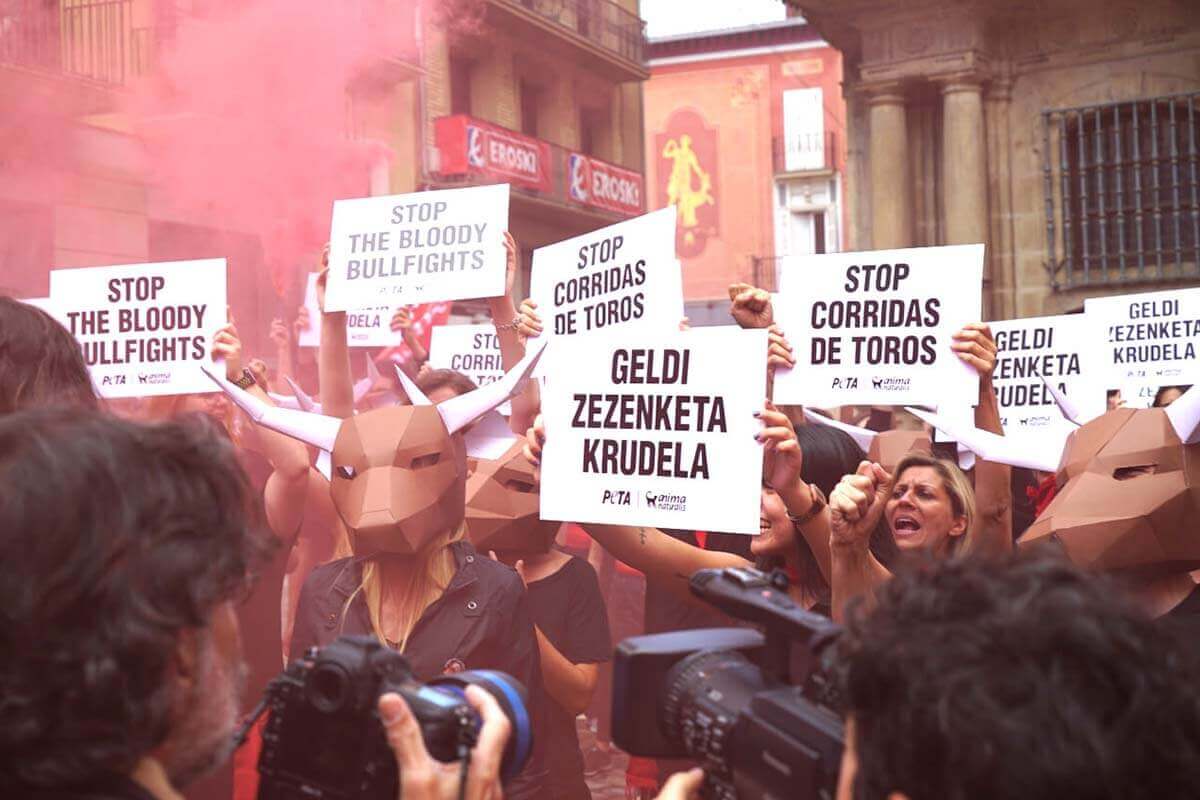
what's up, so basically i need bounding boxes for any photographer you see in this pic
[652,556,1200,800]
[0,409,515,800]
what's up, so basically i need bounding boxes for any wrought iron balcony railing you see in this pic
[0,0,134,84]
[772,130,836,174]
[501,0,644,66]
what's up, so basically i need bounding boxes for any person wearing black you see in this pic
[490,548,612,799]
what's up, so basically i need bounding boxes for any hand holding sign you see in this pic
[758,403,802,492]
[517,299,542,340]
[950,322,998,379]
[766,325,796,378]
[212,322,244,381]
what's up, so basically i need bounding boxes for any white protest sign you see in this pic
[428,323,510,415]
[324,183,509,311]
[990,314,1105,437]
[49,260,226,398]
[297,273,401,348]
[772,244,984,407]
[1084,287,1200,395]
[539,327,767,534]
[529,206,682,343]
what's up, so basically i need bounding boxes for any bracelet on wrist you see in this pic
[786,483,827,527]
[495,316,521,332]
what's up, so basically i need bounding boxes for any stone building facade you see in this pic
[798,0,1200,319]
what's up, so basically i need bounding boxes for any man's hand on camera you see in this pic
[655,768,704,799]
[380,685,510,800]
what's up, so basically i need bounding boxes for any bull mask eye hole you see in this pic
[1113,465,1158,480]
[336,465,357,480]
[503,479,536,494]
[412,452,442,469]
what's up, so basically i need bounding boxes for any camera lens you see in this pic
[428,669,533,782]
[660,650,770,780]
[306,661,352,714]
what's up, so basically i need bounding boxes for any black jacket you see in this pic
[290,540,550,799]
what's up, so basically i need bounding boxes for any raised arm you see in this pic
[759,403,832,583]
[829,461,894,622]
[522,415,746,605]
[314,254,354,419]
[952,323,1012,557]
[213,322,310,542]
[490,232,539,434]
[268,317,294,394]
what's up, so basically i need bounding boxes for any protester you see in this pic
[0,295,98,413]
[825,323,1012,619]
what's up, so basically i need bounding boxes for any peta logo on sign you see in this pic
[600,489,631,506]
[569,154,590,203]
[467,126,485,168]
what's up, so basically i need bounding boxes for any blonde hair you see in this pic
[890,453,977,556]
[343,523,464,651]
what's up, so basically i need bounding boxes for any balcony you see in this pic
[487,0,647,82]
[0,0,136,85]
[433,114,644,223]
[772,131,837,174]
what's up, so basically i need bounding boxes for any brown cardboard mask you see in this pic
[202,342,544,556]
[464,440,558,555]
[803,408,937,473]
[908,386,1200,580]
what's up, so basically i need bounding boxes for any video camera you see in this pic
[613,567,844,800]
[242,635,532,800]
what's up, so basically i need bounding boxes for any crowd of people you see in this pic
[2,231,1200,800]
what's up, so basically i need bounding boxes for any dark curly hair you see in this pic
[0,408,274,789]
[836,555,1200,800]
[0,296,97,414]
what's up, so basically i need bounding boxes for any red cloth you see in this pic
[625,755,660,794]
[231,716,267,800]
[1026,473,1059,518]
[376,302,453,365]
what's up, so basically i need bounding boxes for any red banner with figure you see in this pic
[567,152,644,216]
[435,115,552,193]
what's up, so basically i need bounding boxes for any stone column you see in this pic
[940,73,989,248]
[866,83,912,249]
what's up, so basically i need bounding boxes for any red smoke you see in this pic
[127,0,418,294]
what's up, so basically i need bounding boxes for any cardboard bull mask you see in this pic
[908,385,1200,579]
[464,439,558,555]
[204,342,544,556]
[803,408,952,473]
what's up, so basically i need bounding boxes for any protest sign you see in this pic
[989,314,1105,437]
[529,206,682,345]
[323,184,509,311]
[297,273,400,348]
[1084,287,1200,397]
[539,327,767,534]
[428,323,510,415]
[772,244,984,408]
[49,260,226,398]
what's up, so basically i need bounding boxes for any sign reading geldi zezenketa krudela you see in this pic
[323,183,509,311]
[48,259,227,398]
[539,327,766,535]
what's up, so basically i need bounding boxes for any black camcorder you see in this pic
[244,635,532,800]
[613,567,844,800]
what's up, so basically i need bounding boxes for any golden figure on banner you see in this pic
[662,134,713,245]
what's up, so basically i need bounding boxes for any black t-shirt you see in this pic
[525,555,612,800]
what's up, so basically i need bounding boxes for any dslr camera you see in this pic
[248,635,532,800]
[613,567,844,800]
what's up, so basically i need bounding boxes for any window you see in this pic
[580,106,608,157]
[449,56,472,116]
[519,80,541,137]
[1042,93,1199,288]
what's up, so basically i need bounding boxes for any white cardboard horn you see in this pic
[202,364,341,452]
[1165,383,1200,445]
[285,376,320,413]
[267,390,303,411]
[437,340,546,436]
[1041,375,1083,426]
[394,363,432,406]
[904,406,1064,473]
[802,408,877,453]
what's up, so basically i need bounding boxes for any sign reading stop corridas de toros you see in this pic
[568,152,645,217]
[48,259,227,398]
[539,327,767,535]
[428,323,511,415]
